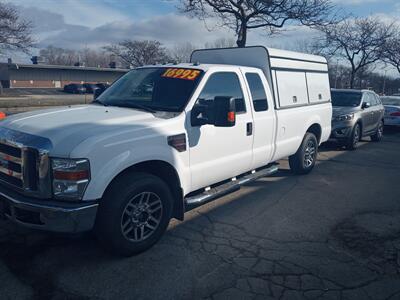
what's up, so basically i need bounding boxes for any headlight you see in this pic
[51,158,90,200]
[335,113,354,121]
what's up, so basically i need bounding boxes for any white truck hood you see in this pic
[0,105,168,157]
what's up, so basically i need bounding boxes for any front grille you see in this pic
[0,128,52,198]
[0,143,24,188]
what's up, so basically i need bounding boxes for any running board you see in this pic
[185,164,279,206]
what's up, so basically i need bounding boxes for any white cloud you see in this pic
[9,0,130,28]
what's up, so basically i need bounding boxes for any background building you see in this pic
[0,63,128,89]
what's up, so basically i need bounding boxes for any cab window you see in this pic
[198,72,246,113]
[245,73,268,112]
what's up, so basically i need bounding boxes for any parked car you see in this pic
[330,89,385,150]
[63,83,86,94]
[93,83,110,99]
[96,83,110,91]
[0,46,332,256]
[83,83,99,94]
[381,96,400,127]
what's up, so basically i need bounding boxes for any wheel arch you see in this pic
[104,160,184,221]
[355,119,363,135]
[306,123,322,144]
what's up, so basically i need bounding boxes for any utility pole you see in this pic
[334,59,340,88]
[382,69,387,95]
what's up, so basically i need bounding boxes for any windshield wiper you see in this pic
[115,103,156,113]
[91,99,108,106]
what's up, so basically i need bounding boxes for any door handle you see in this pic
[246,122,253,136]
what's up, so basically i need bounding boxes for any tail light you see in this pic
[390,111,400,116]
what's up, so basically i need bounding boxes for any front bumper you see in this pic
[330,120,355,140]
[0,183,98,233]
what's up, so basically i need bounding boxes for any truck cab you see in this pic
[0,47,332,256]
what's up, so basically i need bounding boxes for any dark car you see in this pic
[330,89,385,150]
[93,83,111,99]
[83,83,99,94]
[63,83,86,94]
[96,83,110,92]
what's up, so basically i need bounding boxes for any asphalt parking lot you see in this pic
[0,128,399,300]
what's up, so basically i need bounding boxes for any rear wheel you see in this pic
[289,132,318,175]
[345,123,361,150]
[371,120,383,142]
[95,172,173,256]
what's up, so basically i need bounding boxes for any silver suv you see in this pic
[330,89,384,150]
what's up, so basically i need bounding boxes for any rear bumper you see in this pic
[0,184,98,233]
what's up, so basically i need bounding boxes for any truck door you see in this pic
[188,70,254,191]
[241,69,276,169]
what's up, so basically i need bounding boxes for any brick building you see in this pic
[0,63,129,89]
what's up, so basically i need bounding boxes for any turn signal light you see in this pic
[227,111,235,123]
[168,133,187,152]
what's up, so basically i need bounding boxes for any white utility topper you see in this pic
[0,46,331,255]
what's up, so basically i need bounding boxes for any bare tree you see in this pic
[104,40,171,67]
[179,0,336,47]
[382,28,400,74]
[281,38,323,55]
[39,46,78,65]
[0,2,33,53]
[39,46,113,67]
[318,17,395,89]
[170,42,197,63]
[205,37,236,48]
[80,47,112,68]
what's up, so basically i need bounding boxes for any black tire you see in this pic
[371,120,384,142]
[345,123,361,150]
[289,132,318,175]
[95,172,173,256]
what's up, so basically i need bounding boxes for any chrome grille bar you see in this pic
[0,165,22,180]
[0,152,22,164]
[0,127,53,198]
[0,140,24,188]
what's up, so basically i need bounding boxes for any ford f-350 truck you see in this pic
[0,47,332,255]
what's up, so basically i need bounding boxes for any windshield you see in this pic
[97,67,203,112]
[331,91,362,107]
[381,97,400,106]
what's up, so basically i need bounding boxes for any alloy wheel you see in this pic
[120,192,163,242]
[304,140,316,168]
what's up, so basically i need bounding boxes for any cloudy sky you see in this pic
[4,0,400,62]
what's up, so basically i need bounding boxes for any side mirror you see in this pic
[213,96,236,127]
[362,102,371,109]
[93,88,103,100]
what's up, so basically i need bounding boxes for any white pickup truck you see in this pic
[0,47,331,255]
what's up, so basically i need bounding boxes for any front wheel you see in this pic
[95,172,173,256]
[289,132,318,175]
[345,123,361,150]
[371,121,383,142]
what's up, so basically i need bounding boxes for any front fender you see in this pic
[82,143,190,201]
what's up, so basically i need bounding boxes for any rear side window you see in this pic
[198,72,246,113]
[246,73,268,112]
